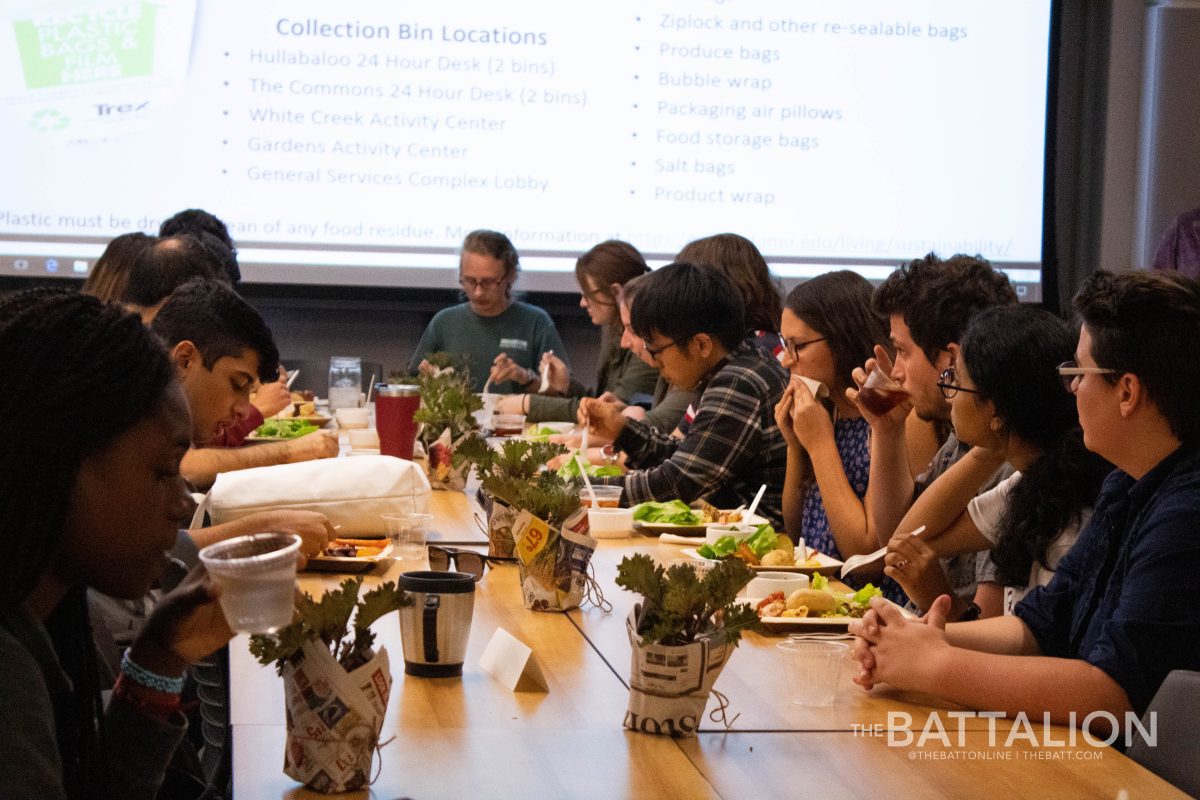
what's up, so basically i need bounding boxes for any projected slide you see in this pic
[0,0,1052,297]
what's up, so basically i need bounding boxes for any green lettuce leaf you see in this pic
[631,500,701,525]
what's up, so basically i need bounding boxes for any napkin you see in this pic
[659,533,706,545]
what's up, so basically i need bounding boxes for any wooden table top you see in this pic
[230,490,1183,799]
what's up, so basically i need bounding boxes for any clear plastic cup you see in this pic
[491,413,526,436]
[777,640,848,706]
[198,532,301,634]
[583,484,623,508]
[858,365,907,416]
[383,512,433,560]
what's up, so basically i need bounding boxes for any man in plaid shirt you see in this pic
[583,262,789,527]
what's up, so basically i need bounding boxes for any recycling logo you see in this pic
[30,109,69,132]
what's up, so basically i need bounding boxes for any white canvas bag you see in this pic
[195,455,430,536]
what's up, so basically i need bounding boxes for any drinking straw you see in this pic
[365,373,377,404]
[575,453,598,507]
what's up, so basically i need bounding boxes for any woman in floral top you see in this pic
[774,271,907,600]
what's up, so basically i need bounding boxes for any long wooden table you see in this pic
[229,491,1184,799]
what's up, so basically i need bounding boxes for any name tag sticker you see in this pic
[499,338,529,351]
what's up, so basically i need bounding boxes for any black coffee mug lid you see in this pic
[399,570,476,594]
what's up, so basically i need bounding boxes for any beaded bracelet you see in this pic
[121,649,185,694]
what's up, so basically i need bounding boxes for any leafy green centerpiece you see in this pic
[455,436,599,611]
[616,554,760,737]
[400,352,482,490]
[248,578,411,793]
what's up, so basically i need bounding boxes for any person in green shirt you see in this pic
[496,240,660,422]
[407,229,568,393]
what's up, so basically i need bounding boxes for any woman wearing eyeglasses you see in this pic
[407,229,569,393]
[774,272,904,576]
[494,240,660,423]
[880,305,1111,618]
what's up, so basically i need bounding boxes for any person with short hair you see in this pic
[0,289,234,799]
[152,280,337,489]
[850,270,1200,725]
[495,240,659,422]
[849,253,1019,618]
[121,235,230,323]
[159,207,240,284]
[582,262,789,526]
[407,229,569,393]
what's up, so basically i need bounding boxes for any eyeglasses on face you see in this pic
[426,545,495,581]
[1056,361,1117,394]
[459,276,505,291]
[937,367,986,400]
[781,335,826,360]
[643,338,684,361]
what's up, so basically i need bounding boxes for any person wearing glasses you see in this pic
[580,262,789,527]
[407,229,568,393]
[775,271,896,578]
[846,253,1019,620]
[851,270,1200,731]
[878,305,1110,620]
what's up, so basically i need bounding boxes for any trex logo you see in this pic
[95,100,150,116]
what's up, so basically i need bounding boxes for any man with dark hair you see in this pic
[850,270,1200,729]
[407,229,568,392]
[850,253,1018,618]
[159,207,241,283]
[121,235,229,322]
[582,262,789,525]
[152,280,337,488]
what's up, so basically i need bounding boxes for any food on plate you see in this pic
[698,524,826,568]
[631,500,702,525]
[254,418,318,439]
[755,574,883,619]
[630,500,749,527]
[557,452,624,479]
[274,390,319,419]
[321,538,387,558]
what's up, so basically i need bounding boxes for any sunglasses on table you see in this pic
[427,545,515,581]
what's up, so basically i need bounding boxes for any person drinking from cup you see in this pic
[879,305,1111,619]
[850,270,1200,728]
[581,262,789,527]
[848,253,1018,619]
[407,229,568,393]
[0,290,235,799]
[494,240,659,423]
[775,272,896,571]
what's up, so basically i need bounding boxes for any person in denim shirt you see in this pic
[849,270,1200,724]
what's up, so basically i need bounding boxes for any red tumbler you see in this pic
[375,384,420,460]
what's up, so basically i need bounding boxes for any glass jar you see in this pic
[328,356,362,411]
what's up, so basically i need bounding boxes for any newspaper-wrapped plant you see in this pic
[455,437,571,556]
[617,556,761,737]
[411,361,480,490]
[248,578,412,793]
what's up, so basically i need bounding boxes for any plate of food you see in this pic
[679,524,845,576]
[304,538,393,573]
[750,575,905,633]
[249,418,330,441]
[631,500,765,535]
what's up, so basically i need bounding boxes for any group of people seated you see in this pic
[3,206,1199,798]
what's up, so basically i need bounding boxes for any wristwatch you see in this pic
[600,444,618,465]
[958,601,982,622]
